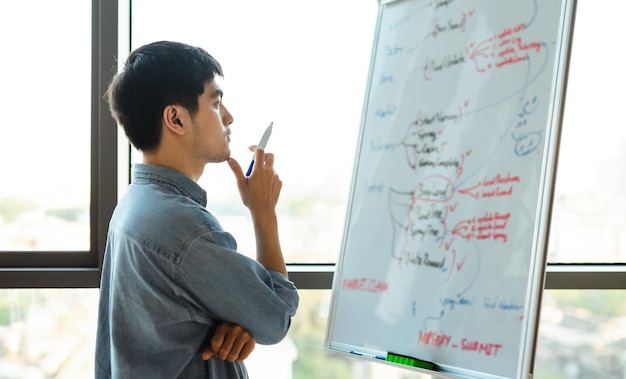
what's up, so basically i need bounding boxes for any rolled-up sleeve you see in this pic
[176,229,299,345]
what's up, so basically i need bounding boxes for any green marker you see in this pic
[387,352,436,370]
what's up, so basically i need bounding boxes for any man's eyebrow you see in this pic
[212,88,224,98]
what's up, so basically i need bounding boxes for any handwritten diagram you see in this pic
[328,0,571,378]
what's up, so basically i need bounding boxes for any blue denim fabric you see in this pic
[96,164,299,378]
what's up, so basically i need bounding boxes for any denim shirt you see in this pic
[96,164,299,378]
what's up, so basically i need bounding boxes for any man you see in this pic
[96,40,299,378]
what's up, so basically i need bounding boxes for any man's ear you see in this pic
[163,105,186,135]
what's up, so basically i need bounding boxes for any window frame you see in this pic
[0,0,624,293]
[0,0,117,288]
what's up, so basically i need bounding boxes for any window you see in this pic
[547,0,626,264]
[0,0,624,378]
[0,1,91,254]
[130,0,378,264]
[0,0,117,286]
[1,289,624,378]
[0,289,98,378]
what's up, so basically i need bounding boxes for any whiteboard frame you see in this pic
[520,0,578,378]
[325,0,578,378]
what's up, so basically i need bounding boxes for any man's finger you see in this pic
[236,338,256,361]
[202,348,214,361]
[212,324,236,360]
[227,157,244,181]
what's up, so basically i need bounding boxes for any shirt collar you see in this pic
[132,163,208,207]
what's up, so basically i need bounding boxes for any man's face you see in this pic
[190,78,234,163]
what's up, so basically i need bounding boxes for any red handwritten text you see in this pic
[342,278,389,293]
[468,23,542,73]
[418,330,452,347]
[460,338,503,357]
[418,329,504,357]
[458,172,520,199]
[451,211,511,243]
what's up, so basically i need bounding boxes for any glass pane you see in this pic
[0,289,430,379]
[535,290,626,379]
[0,1,91,251]
[0,289,98,378]
[548,1,626,263]
[2,289,623,379]
[130,0,378,263]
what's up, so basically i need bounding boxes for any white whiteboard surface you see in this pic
[325,0,576,378]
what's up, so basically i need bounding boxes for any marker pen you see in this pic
[349,350,386,361]
[245,122,273,177]
[387,352,438,370]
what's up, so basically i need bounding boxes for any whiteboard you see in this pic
[325,0,576,378]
